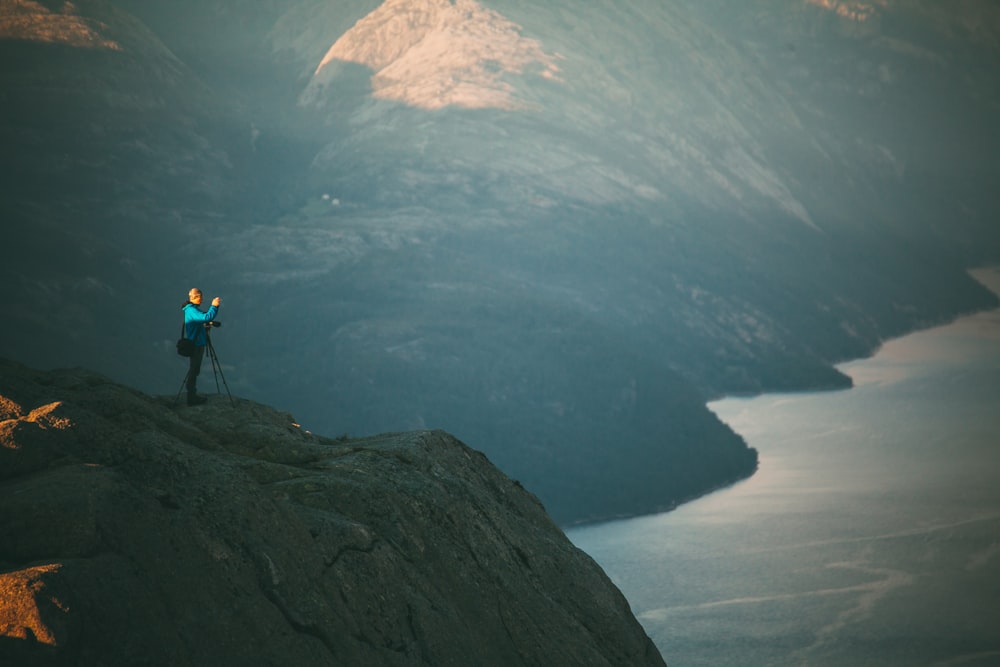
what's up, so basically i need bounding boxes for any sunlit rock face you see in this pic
[804,0,886,23]
[0,0,122,49]
[0,358,666,666]
[0,0,175,54]
[805,0,1000,43]
[309,0,561,110]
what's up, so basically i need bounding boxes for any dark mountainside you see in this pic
[0,358,665,666]
[2,0,999,524]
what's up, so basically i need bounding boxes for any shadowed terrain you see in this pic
[0,358,664,666]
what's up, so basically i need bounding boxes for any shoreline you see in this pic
[564,266,1000,530]
[673,265,1000,526]
[569,275,1000,666]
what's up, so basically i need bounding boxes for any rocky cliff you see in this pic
[0,358,665,666]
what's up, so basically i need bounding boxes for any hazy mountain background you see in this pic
[2,0,998,523]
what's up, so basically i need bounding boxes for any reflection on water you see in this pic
[569,269,1000,667]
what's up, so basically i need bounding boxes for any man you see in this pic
[182,288,221,406]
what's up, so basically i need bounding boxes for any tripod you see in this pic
[174,327,235,407]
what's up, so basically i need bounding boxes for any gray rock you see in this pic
[0,358,665,666]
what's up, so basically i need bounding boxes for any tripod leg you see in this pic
[207,341,222,395]
[206,337,236,407]
[173,369,190,407]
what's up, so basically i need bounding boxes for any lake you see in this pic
[568,268,1000,667]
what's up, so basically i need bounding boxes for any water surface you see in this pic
[569,269,1000,666]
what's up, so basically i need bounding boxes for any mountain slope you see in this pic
[1,0,998,524]
[0,358,665,666]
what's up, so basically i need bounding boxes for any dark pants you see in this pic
[187,345,205,394]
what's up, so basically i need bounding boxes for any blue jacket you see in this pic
[183,302,219,347]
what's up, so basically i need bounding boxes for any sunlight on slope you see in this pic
[0,564,67,647]
[804,0,888,23]
[311,0,561,110]
[0,1,121,50]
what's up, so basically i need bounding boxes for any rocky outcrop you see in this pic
[0,358,665,666]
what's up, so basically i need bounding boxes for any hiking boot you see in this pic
[187,393,207,406]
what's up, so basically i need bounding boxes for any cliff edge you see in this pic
[0,358,664,666]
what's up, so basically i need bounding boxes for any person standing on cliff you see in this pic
[182,288,220,406]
